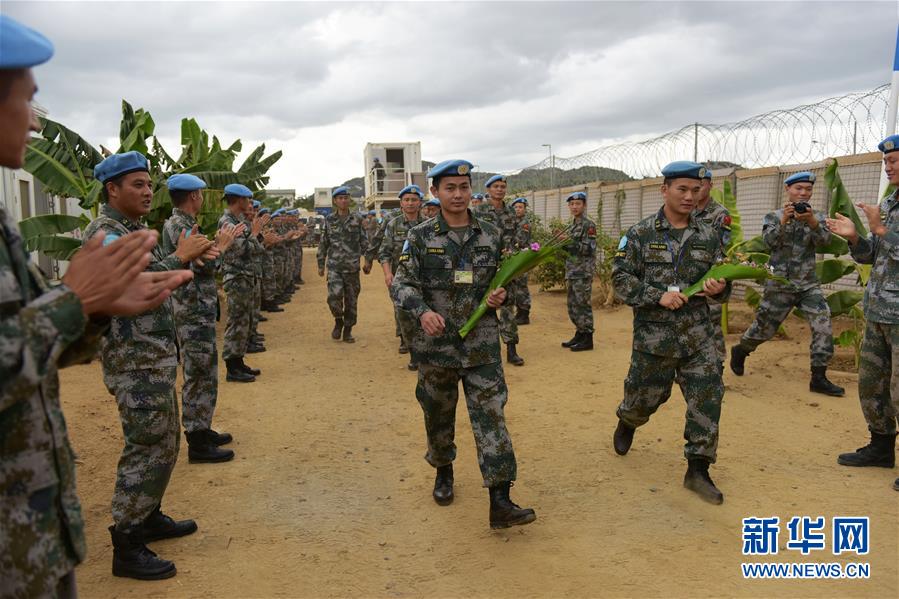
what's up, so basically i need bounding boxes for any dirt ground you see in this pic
[61,251,897,598]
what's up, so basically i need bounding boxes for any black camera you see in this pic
[793,201,811,214]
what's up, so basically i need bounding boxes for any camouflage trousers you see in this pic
[327,270,361,327]
[415,362,517,486]
[273,251,287,295]
[104,367,179,529]
[174,315,218,433]
[515,274,531,311]
[498,279,520,344]
[616,345,723,462]
[296,246,304,280]
[740,287,833,367]
[566,276,594,333]
[262,252,277,303]
[223,276,254,359]
[709,302,725,366]
[858,320,899,435]
[251,274,262,338]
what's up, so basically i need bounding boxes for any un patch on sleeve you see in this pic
[617,235,628,250]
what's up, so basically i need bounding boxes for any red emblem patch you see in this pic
[723,215,732,226]
[522,223,529,230]
[587,226,596,236]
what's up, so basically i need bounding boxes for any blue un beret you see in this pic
[661,160,707,181]
[223,183,253,198]
[427,159,473,179]
[94,151,149,184]
[484,174,506,188]
[398,184,423,199]
[252,200,261,209]
[272,208,285,216]
[258,208,270,215]
[166,173,207,192]
[511,197,528,206]
[702,168,713,180]
[423,199,441,207]
[288,209,299,215]
[472,193,484,200]
[566,191,587,203]
[784,171,816,186]
[332,186,350,197]
[0,15,54,69]
[878,134,899,154]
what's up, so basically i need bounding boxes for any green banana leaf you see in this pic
[815,233,849,257]
[825,159,867,237]
[815,258,855,285]
[744,286,761,309]
[118,100,156,155]
[855,263,872,285]
[23,235,82,260]
[728,235,769,256]
[683,263,787,297]
[18,214,87,240]
[825,290,864,317]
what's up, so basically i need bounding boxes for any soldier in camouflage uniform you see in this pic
[259,208,284,313]
[829,134,899,491]
[85,152,214,579]
[0,24,191,593]
[422,198,441,219]
[273,210,293,303]
[693,170,732,367]
[730,171,844,396]
[612,161,730,505]
[475,175,524,366]
[318,186,374,342]
[511,197,533,324]
[219,184,260,382]
[391,159,536,529]
[162,174,238,464]
[380,184,424,370]
[561,192,597,351]
[244,201,268,354]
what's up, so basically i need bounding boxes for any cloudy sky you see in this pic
[6,1,898,194]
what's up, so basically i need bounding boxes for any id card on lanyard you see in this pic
[664,231,687,293]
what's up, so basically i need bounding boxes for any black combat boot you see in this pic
[613,419,635,455]
[515,308,530,325]
[407,361,419,371]
[246,343,266,354]
[208,429,233,446]
[488,482,536,529]
[257,314,268,322]
[837,431,896,467]
[342,325,355,343]
[570,332,594,352]
[133,505,198,543]
[186,430,235,463]
[398,340,409,354]
[297,278,305,285]
[432,464,454,505]
[561,331,581,348]
[225,358,255,382]
[262,301,284,312]
[239,357,261,376]
[109,525,176,580]
[893,477,899,491]
[506,342,524,366]
[683,458,724,505]
[730,344,749,376]
[809,366,845,396]
[332,319,343,340]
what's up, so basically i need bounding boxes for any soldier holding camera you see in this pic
[730,171,844,396]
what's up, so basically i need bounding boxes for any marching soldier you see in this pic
[729,171,844,396]
[692,170,731,368]
[561,192,597,351]
[475,175,524,366]
[162,174,240,463]
[318,186,374,342]
[84,152,213,578]
[219,184,261,382]
[391,159,536,529]
[379,184,424,369]
[511,197,532,325]
[828,135,899,491]
[0,16,190,593]
[611,161,730,505]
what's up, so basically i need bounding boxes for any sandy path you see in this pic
[60,250,896,598]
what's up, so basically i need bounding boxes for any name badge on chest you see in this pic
[454,269,474,284]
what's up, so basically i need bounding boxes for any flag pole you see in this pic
[878,23,899,198]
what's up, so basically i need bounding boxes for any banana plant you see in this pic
[710,178,743,333]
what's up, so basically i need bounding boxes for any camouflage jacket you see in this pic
[849,191,899,323]
[248,223,266,279]
[391,211,504,368]
[613,208,730,358]
[84,204,183,373]
[565,216,597,279]
[514,215,533,250]
[762,208,831,292]
[218,211,255,280]
[367,219,388,263]
[317,212,374,272]
[379,214,422,272]
[161,209,217,322]
[693,198,732,250]
[1,207,107,594]
[475,202,517,253]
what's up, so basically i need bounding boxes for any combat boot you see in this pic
[432,464,454,505]
[893,477,899,491]
[133,505,198,543]
[262,301,284,312]
[239,357,261,376]
[809,366,845,396]
[488,482,536,529]
[342,325,355,343]
[561,331,581,348]
[506,342,524,366]
[257,314,268,322]
[297,278,305,285]
[407,360,419,371]
[837,431,896,467]
[208,429,233,446]
[683,458,724,505]
[570,332,594,352]
[186,430,235,463]
[613,419,635,455]
[109,525,176,580]
[246,342,266,354]
[515,308,530,325]
[398,340,409,354]
[331,319,343,340]
[730,344,749,376]
[225,358,255,382]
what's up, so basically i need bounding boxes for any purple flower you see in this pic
[530,242,541,251]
